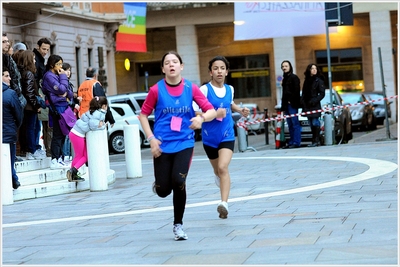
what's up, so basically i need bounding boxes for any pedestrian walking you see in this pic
[280,60,302,148]
[67,96,107,182]
[301,63,325,147]
[139,51,217,241]
[193,55,250,219]
[2,67,24,189]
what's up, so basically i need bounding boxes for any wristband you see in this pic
[147,134,155,142]
[200,115,206,122]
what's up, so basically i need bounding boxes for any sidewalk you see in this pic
[2,123,398,265]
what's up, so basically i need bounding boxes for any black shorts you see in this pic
[203,141,235,160]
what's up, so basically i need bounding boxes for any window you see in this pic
[316,48,363,92]
[225,54,271,99]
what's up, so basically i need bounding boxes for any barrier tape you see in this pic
[236,95,398,129]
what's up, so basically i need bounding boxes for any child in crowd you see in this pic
[67,96,108,182]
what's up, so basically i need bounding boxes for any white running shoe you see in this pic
[33,149,46,159]
[217,201,229,219]
[173,224,188,241]
[50,158,69,169]
[214,175,220,188]
[26,152,35,160]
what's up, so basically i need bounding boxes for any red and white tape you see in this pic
[236,95,398,129]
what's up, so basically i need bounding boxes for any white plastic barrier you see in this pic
[86,129,109,191]
[2,143,14,205]
[124,124,142,178]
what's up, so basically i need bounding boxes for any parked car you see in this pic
[108,92,155,129]
[282,88,353,145]
[232,103,265,135]
[364,92,392,125]
[108,103,148,154]
[339,92,377,130]
[320,89,353,144]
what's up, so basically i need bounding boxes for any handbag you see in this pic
[59,107,77,135]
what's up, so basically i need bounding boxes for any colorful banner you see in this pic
[116,2,147,52]
[234,2,326,40]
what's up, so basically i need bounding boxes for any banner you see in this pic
[234,2,326,41]
[116,2,147,52]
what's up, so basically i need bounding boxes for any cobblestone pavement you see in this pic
[2,123,398,266]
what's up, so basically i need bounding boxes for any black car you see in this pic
[364,92,392,125]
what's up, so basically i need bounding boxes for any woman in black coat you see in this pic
[301,63,325,147]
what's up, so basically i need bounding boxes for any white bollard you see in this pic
[2,143,14,205]
[86,129,109,191]
[124,124,142,178]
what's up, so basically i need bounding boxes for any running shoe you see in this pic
[173,224,188,241]
[217,201,229,219]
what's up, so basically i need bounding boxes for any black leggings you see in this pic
[153,147,193,225]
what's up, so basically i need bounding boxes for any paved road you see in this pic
[2,123,398,265]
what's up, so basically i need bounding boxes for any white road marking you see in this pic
[2,156,397,228]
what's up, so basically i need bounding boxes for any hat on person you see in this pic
[13,42,27,51]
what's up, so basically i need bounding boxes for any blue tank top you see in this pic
[201,83,235,148]
[153,79,195,153]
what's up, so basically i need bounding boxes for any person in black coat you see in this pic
[2,67,24,189]
[281,60,302,148]
[301,63,325,147]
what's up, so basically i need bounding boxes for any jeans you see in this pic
[9,142,19,184]
[285,104,302,146]
[23,110,39,154]
[63,134,71,157]
[308,117,321,128]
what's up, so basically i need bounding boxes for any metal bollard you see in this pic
[264,108,269,145]
[324,112,334,145]
[86,129,109,191]
[124,124,142,178]
[1,143,14,205]
[237,118,248,152]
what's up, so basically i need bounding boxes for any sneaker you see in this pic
[173,224,188,241]
[214,175,220,188]
[217,201,229,219]
[33,149,46,159]
[15,156,24,162]
[50,158,68,169]
[58,157,70,168]
[26,152,35,160]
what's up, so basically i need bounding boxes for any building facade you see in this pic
[2,2,398,121]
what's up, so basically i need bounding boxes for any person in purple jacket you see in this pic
[41,54,73,169]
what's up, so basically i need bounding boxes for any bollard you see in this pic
[264,108,269,145]
[324,113,334,145]
[86,129,109,191]
[237,117,248,152]
[1,143,14,205]
[124,124,142,178]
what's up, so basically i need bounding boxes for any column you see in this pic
[369,11,396,123]
[175,25,201,86]
[273,37,296,107]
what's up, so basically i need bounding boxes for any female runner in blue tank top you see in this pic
[193,56,250,220]
[139,51,217,241]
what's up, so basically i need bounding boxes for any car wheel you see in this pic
[109,131,125,154]
[334,121,345,144]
